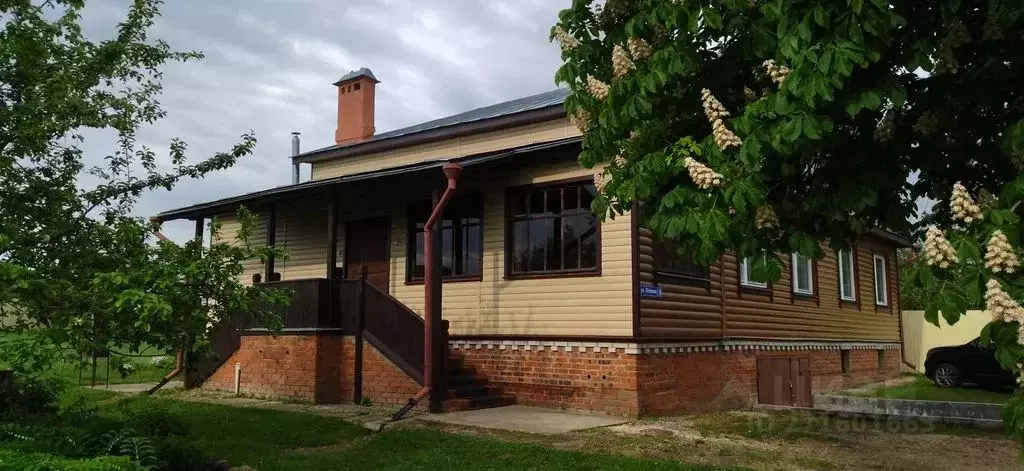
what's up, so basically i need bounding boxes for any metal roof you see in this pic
[333,68,379,85]
[156,137,581,221]
[297,88,570,159]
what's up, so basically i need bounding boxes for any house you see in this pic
[157,68,910,416]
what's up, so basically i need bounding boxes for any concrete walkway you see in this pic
[87,381,183,393]
[422,405,628,434]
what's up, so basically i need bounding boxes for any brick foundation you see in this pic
[205,334,900,416]
[451,341,901,417]
[204,333,419,407]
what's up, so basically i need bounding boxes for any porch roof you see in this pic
[155,136,582,222]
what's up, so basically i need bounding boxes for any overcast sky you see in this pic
[78,0,565,242]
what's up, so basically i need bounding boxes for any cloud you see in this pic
[78,0,565,241]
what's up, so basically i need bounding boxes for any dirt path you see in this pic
[414,411,1019,471]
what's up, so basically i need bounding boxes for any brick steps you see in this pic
[441,354,514,412]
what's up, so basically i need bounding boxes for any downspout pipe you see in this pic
[392,162,462,420]
[147,347,184,395]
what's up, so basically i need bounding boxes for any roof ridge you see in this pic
[301,87,568,156]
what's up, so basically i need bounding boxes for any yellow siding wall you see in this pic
[215,157,633,337]
[389,159,632,337]
[310,118,581,180]
[901,310,991,372]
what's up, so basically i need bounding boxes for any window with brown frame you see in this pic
[653,238,710,283]
[407,194,483,282]
[506,180,599,277]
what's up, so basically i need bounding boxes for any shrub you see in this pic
[114,360,138,379]
[0,449,144,471]
[0,374,61,421]
[148,356,170,369]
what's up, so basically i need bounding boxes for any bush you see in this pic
[114,360,138,379]
[0,374,61,421]
[0,449,144,471]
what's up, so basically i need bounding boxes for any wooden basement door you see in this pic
[756,356,812,407]
[344,217,391,293]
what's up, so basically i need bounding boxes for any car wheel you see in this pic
[933,363,960,388]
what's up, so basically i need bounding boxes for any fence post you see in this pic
[354,266,367,404]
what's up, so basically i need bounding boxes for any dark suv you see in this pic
[924,338,1015,388]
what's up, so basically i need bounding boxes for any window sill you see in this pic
[655,271,711,287]
[792,292,817,301]
[405,276,483,286]
[840,300,859,310]
[505,270,601,281]
[739,284,771,295]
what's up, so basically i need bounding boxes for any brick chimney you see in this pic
[333,68,379,145]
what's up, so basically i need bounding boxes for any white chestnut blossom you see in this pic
[986,279,1024,323]
[700,88,730,120]
[627,37,652,61]
[553,25,580,51]
[587,75,610,100]
[755,205,779,229]
[612,44,635,79]
[923,226,958,268]
[593,172,607,192]
[700,89,742,150]
[569,109,591,133]
[950,182,982,223]
[985,230,1019,274]
[683,157,723,190]
[763,59,791,84]
[613,155,627,168]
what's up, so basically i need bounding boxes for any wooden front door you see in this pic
[345,218,391,292]
[757,356,812,407]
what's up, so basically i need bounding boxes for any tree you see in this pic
[551,0,1022,444]
[0,0,285,377]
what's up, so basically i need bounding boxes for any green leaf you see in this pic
[703,7,723,29]
[782,118,802,141]
[813,6,828,27]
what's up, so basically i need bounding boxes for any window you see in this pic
[838,249,856,301]
[840,349,851,374]
[507,181,599,276]
[653,238,709,282]
[407,195,482,281]
[791,253,813,295]
[740,257,768,288]
[873,254,888,306]
[877,349,886,371]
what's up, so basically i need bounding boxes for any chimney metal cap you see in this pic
[333,68,379,86]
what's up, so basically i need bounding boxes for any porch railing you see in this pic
[362,283,426,385]
[252,278,336,329]
[203,276,435,393]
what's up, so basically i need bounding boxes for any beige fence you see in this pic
[901,310,992,372]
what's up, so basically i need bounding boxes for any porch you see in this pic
[163,137,590,413]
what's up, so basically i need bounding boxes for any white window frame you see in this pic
[740,257,768,288]
[838,249,857,302]
[791,253,814,296]
[873,254,889,306]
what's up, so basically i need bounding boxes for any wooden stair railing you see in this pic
[360,282,426,385]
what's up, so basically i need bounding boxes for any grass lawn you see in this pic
[64,389,739,471]
[0,332,172,385]
[851,375,1014,404]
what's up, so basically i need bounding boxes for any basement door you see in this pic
[344,218,391,293]
[756,356,812,407]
